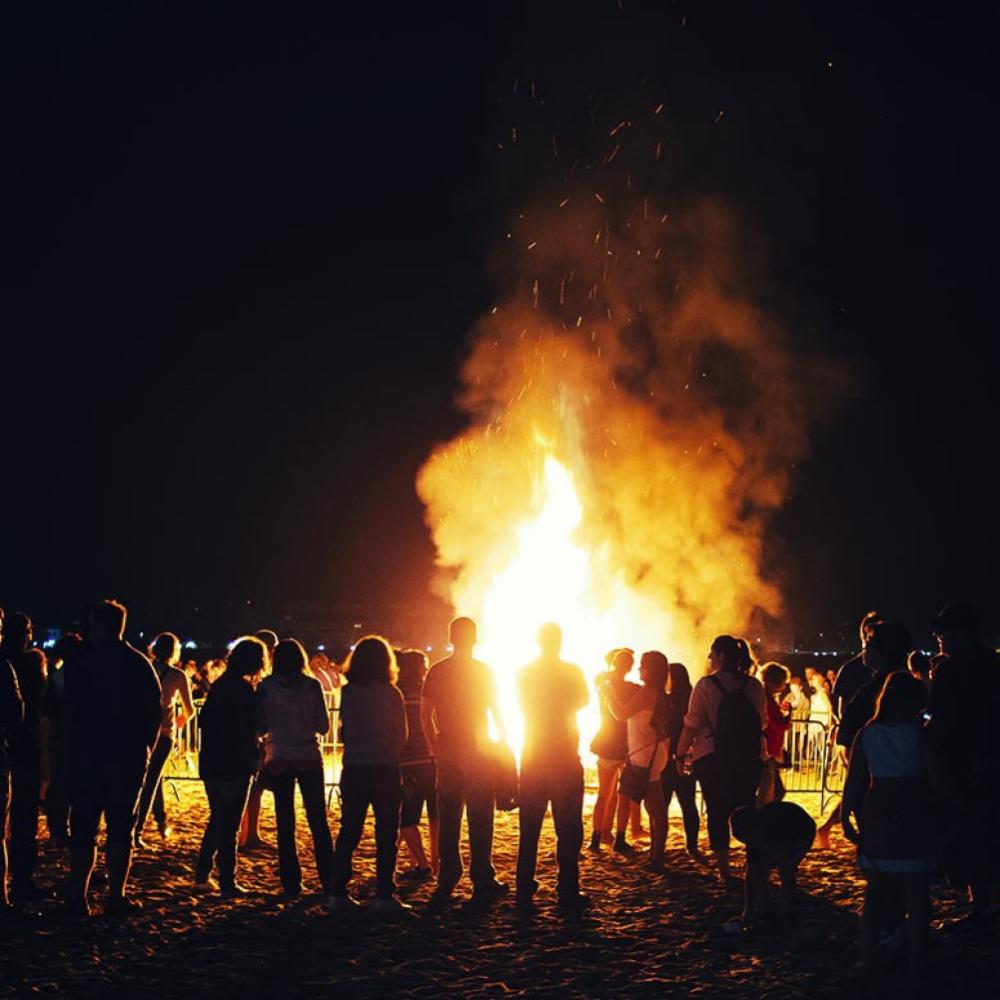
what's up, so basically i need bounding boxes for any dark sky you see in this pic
[3,2,996,644]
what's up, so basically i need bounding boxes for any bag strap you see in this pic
[625,736,663,766]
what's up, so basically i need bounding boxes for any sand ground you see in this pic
[1,783,997,998]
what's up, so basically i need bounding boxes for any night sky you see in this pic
[3,2,996,645]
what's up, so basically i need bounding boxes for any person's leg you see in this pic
[643,780,667,868]
[216,778,253,890]
[134,735,172,843]
[152,778,167,829]
[515,766,548,902]
[551,763,585,901]
[270,770,301,893]
[68,771,105,909]
[104,764,146,905]
[299,767,335,895]
[8,761,41,894]
[330,766,371,898]
[434,757,465,893]
[675,770,700,853]
[591,761,614,848]
[239,779,266,848]
[694,756,730,881]
[904,872,930,977]
[196,781,222,882]
[425,763,440,874]
[44,739,71,845]
[630,799,645,838]
[371,767,402,900]
[861,872,886,972]
[0,765,10,907]
[466,756,499,890]
[398,765,429,868]
[614,772,633,849]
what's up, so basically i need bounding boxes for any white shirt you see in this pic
[683,671,767,762]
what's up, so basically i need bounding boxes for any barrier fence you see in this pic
[163,700,845,815]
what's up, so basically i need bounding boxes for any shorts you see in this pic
[70,761,147,848]
[400,761,437,828]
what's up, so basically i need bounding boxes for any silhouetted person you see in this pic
[660,662,700,856]
[515,623,589,911]
[589,647,639,853]
[42,631,84,847]
[396,648,438,879]
[757,662,792,808]
[66,599,161,917]
[842,672,940,976]
[134,632,195,848]
[837,622,912,753]
[832,610,883,717]
[420,616,509,903]
[730,802,816,933]
[0,609,25,916]
[239,627,278,850]
[257,638,334,900]
[927,603,1000,933]
[0,612,49,902]
[327,636,409,914]
[676,635,766,885]
[602,650,672,872]
[195,636,268,895]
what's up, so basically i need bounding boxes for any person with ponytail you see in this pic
[675,636,767,885]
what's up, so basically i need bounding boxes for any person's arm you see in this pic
[142,659,163,752]
[312,680,330,736]
[604,683,651,721]
[1,661,24,729]
[742,860,767,929]
[419,697,439,758]
[392,687,408,758]
[486,670,507,745]
[176,671,196,731]
[841,730,869,845]
[675,681,709,759]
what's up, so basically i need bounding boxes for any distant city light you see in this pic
[317,644,326,651]
[184,640,197,649]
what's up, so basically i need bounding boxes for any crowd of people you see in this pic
[1,599,998,979]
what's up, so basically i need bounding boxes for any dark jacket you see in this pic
[198,670,259,781]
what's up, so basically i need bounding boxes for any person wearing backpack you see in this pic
[676,635,767,886]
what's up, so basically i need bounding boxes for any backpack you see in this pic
[708,675,761,765]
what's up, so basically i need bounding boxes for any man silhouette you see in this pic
[515,623,589,911]
[420,617,508,902]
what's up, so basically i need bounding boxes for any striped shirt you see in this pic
[399,692,432,767]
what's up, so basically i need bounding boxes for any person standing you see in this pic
[757,662,792,808]
[238,627,278,850]
[0,609,25,917]
[42,632,83,848]
[676,635,767,885]
[134,632,195,848]
[256,638,334,900]
[660,662,701,856]
[420,617,509,903]
[327,636,409,914]
[515,624,589,911]
[588,648,639,853]
[66,600,162,917]
[0,612,49,903]
[195,636,268,896]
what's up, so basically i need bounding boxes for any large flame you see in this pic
[416,95,830,759]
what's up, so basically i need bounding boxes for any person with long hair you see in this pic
[660,662,700,857]
[134,631,195,848]
[676,635,767,886]
[588,648,639,853]
[601,650,671,872]
[842,671,941,977]
[256,638,334,900]
[326,636,409,914]
[195,636,268,896]
[395,649,438,879]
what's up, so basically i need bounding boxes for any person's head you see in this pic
[2,611,32,651]
[150,631,180,666]
[52,631,83,667]
[804,666,818,683]
[789,675,803,690]
[760,661,790,694]
[345,635,398,686]
[310,651,330,672]
[872,670,927,725]
[730,806,762,846]
[448,616,477,655]
[395,648,429,693]
[639,650,669,691]
[90,599,127,646]
[606,648,634,674]
[866,621,912,674]
[826,669,837,686]
[272,638,309,679]
[667,661,692,701]
[859,610,883,647]
[907,649,931,683]
[930,604,982,657]
[817,675,831,693]
[537,622,562,658]
[226,636,269,680]
[709,635,754,675]
[254,629,279,653]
